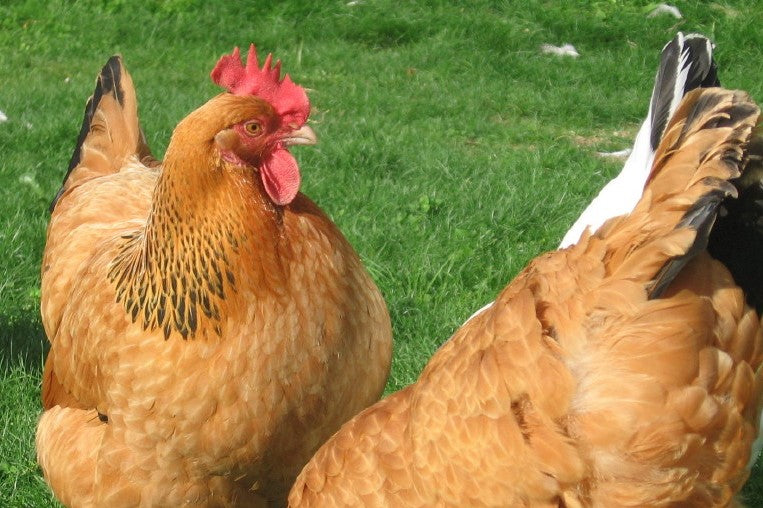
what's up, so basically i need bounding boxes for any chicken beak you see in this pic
[214,129,239,151]
[281,125,317,147]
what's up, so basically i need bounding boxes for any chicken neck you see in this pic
[109,131,283,341]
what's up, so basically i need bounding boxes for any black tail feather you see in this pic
[649,33,720,152]
[644,90,758,301]
[50,56,124,213]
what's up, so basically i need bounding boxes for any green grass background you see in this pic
[1,0,762,505]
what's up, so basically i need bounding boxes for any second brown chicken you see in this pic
[290,88,763,506]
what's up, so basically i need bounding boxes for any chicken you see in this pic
[289,88,763,506]
[36,45,392,507]
[468,32,719,324]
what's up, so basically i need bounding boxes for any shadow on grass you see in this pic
[0,311,48,373]
[742,459,763,504]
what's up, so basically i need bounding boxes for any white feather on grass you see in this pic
[540,43,580,58]
[647,4,682,19]
[596,148,633,159]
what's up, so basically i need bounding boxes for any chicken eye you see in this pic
[244,122,262,136]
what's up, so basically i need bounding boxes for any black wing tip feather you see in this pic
[681,34,720,89]
[649,32,719,152]
[649,185,734,299]
[50,55,124,213]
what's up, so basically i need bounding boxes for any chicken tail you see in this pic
[591,87,759,297]
[560,32,719,248]
[50,55,153,212]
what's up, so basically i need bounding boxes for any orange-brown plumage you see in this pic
[290,89,763,507]
[37,51,392,506]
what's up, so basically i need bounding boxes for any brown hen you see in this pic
[289,88,763,507]
[36,46,392,507]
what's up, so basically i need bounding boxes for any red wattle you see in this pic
[260,147,301,205]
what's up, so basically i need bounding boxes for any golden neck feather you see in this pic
[109,143,279,340]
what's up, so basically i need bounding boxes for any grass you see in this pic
[1,0,762,505]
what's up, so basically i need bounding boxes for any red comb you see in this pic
[211,44,310,127]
